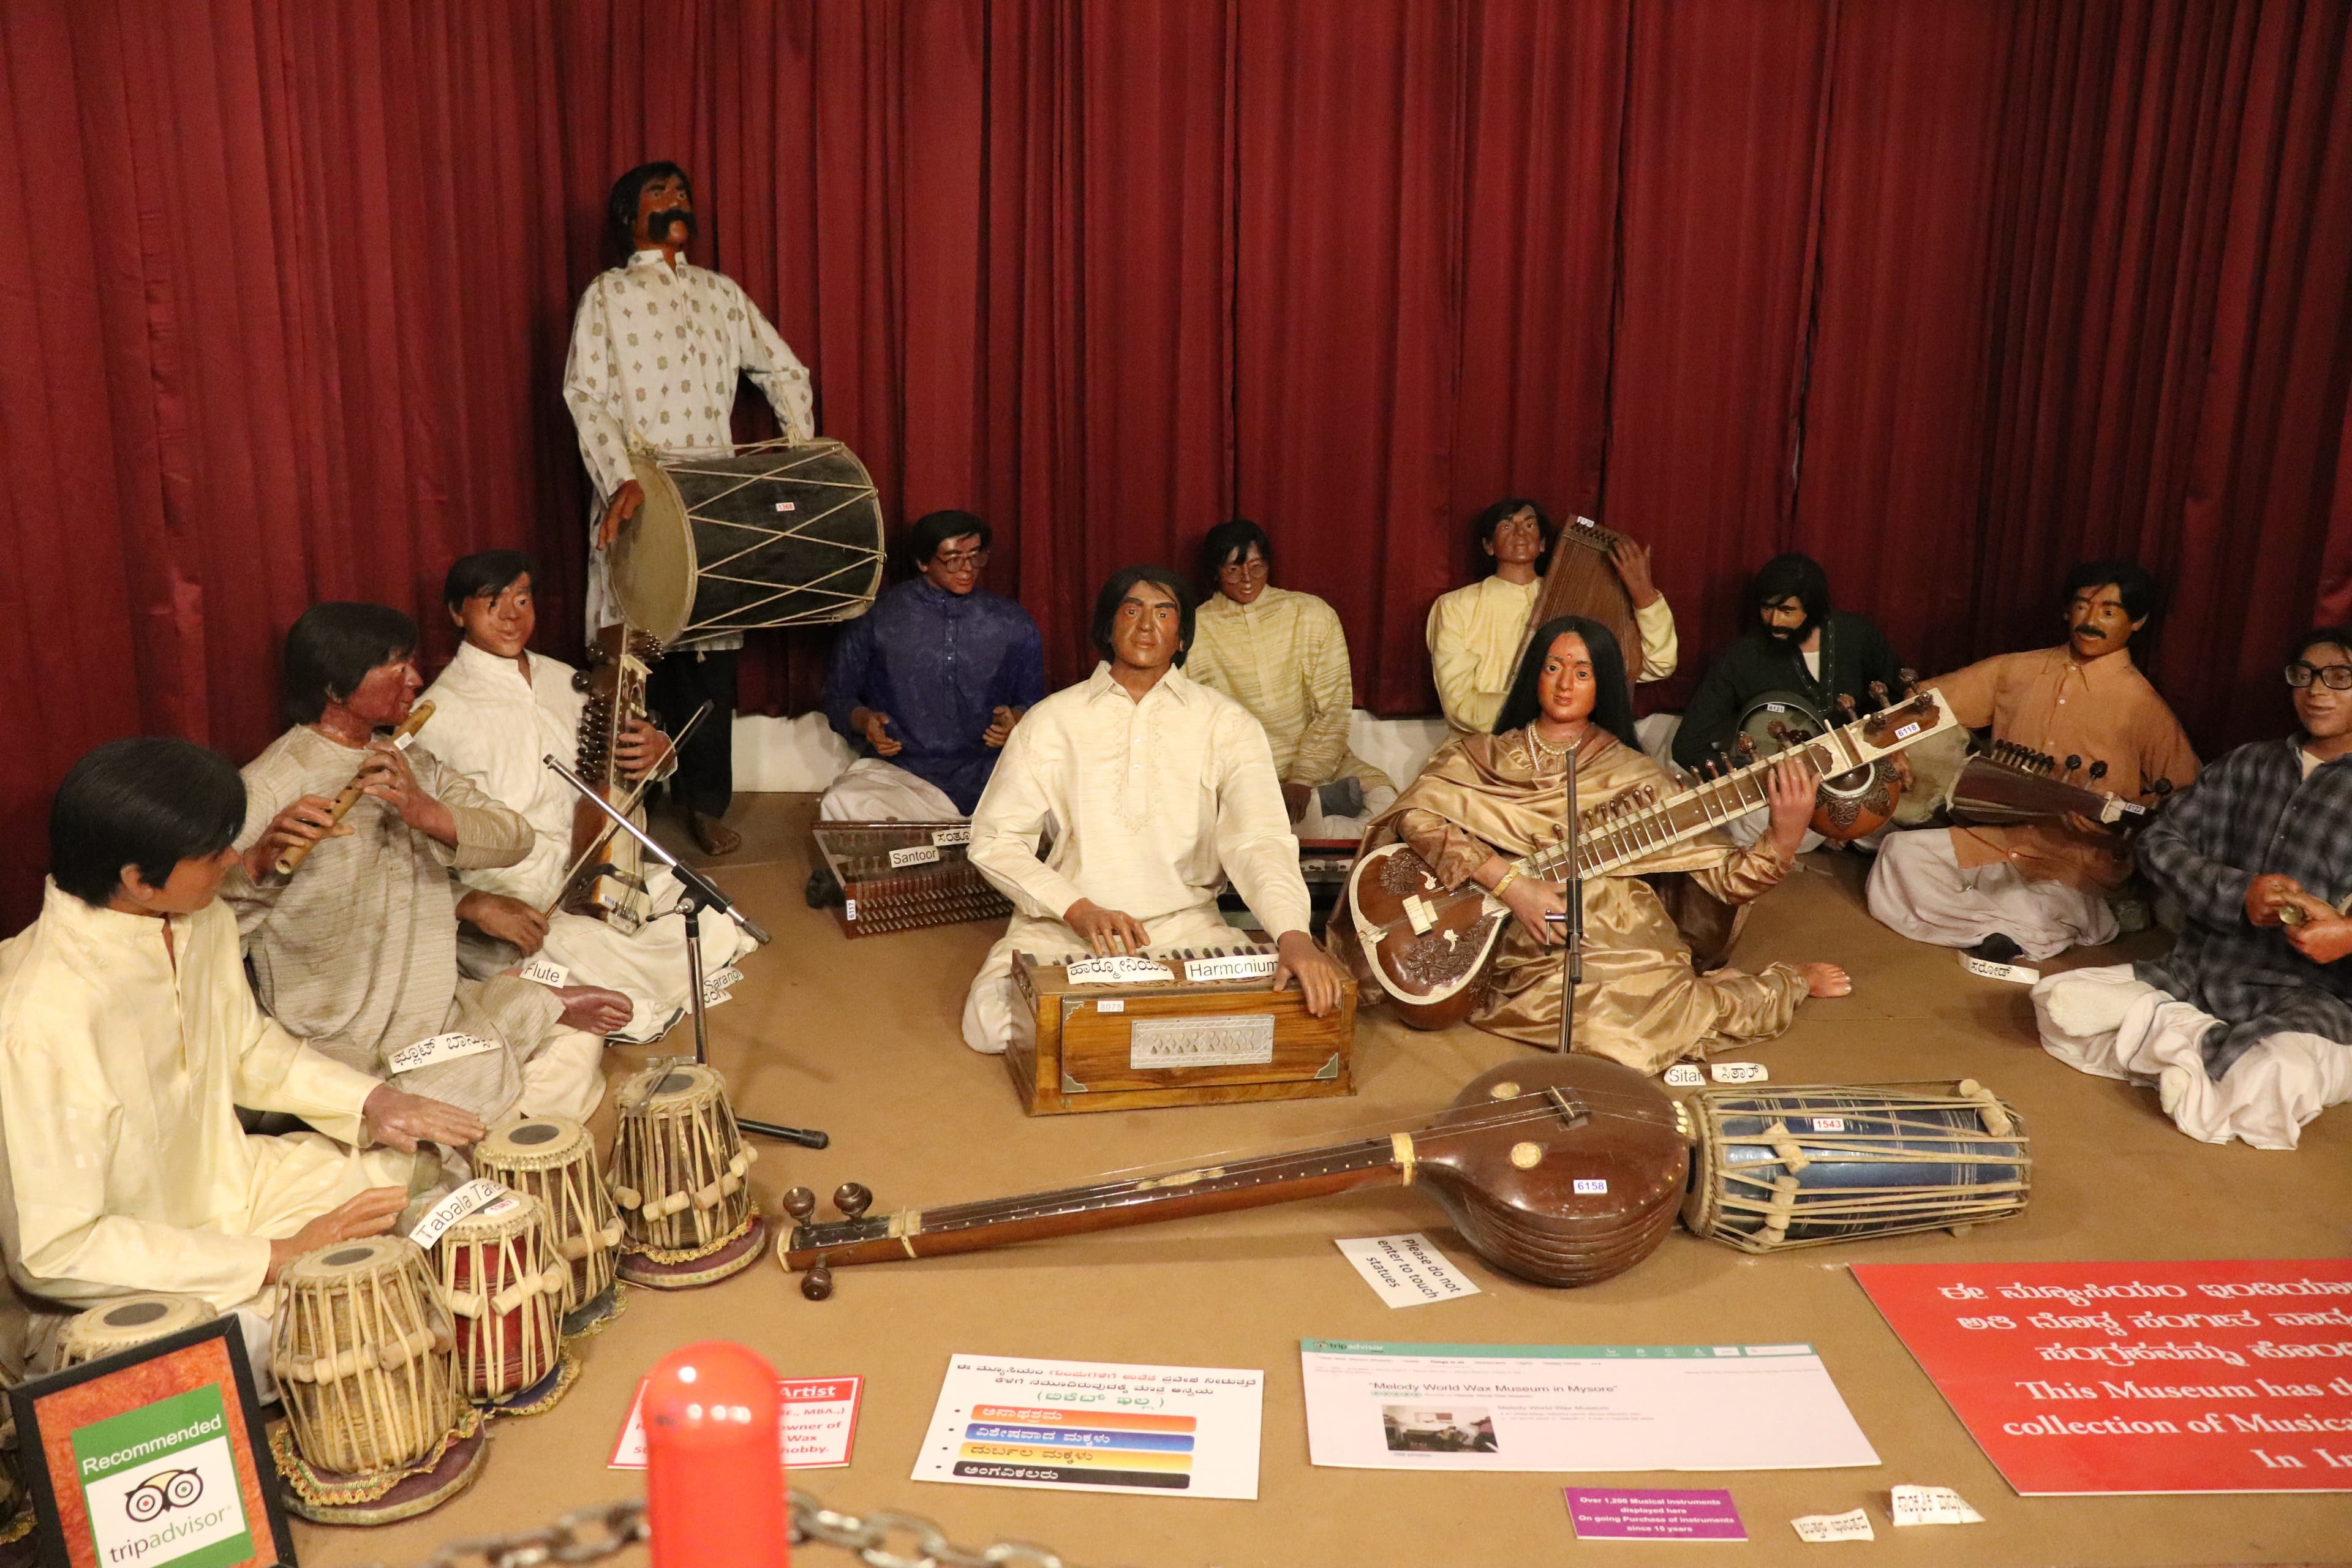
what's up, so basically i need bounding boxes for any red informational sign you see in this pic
[1854,1259,2352,1495]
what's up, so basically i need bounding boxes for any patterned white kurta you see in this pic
[562,249,816,643]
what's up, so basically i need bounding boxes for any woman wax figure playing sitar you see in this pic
[1330,616,1851,1071]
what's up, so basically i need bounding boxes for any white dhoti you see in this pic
[2031,963,2352,1150]
[819,758,962,822]
[1866,827,2116,959]
[960,902,1244,1054]
[459,878,750,1047]
[513,1027,607,1125]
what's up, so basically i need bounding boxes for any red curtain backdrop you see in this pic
[4,0,2349,927]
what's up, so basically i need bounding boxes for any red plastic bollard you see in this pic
[643,1341,790,1567]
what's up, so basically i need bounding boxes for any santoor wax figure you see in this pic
[818,509,1046,823]
[420,552,750,1040]
[1330,616,1850,1070]
[960,566,1349,1054]
[1425,498,1678,736]
[0,739,482,1384]
[564,159,817,856]
[1186,518,1396,839]
[1866,560,2200,969]
[2034,628,2352,1149]
[224,603,624,1138]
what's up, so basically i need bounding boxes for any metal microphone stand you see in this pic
[542,753,828,1148]
[1545,739,1585,1055]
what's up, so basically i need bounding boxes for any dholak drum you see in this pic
[270,1237,484,1525]
[611,437,885,644]
[608,1063,766,1288]
[56,1294,216,1368]
[473,1117,623,1335]
[431,1193,573,1412]
[1683,1079,2030,1252]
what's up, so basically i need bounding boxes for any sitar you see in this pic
[1349,689,1960,1030]
[778,1055,1688,1294]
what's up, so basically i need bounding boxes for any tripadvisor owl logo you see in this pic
[70,1385,251,1568]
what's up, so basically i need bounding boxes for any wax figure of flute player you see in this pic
[0,739,482,1389]
[960,567,1349,1054]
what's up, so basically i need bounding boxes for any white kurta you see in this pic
[419,641,750,1036]
[562,248,816,643]
[0,883,417,1318]
[1427,576,1679,734]
[960,664,1314,1053]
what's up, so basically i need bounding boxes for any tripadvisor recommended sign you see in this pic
[70,1385,254,1568]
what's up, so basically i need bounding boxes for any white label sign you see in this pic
[1711,1061,1770,1084]
[1184,951,1278,983]
[519,957,570,987]
[1128,1014,1275,1069]
[388,1031,500,1075]
[1790,1509,1875,1542]
[408,1178,506,1251]
[930,824,972,846]
[1064,955,1174,986]
[1096,999,1125,1014]
[1663,1063,1705,1087]
[1809,1117,1847,1133]
[701,965,744,1006]
[1573,1178,1610,1195]
[1335,1233,1482,1309]
[888,844,940,869]
[843,899,858,920]
[1890,1485,1983,1527]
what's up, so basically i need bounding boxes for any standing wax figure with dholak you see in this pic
[564,160,818,858]
[1425,499,1679,737]
[816,510,1046,825]
[1867,560,2201,973]
[0,739,484,1392]
[2034,628,2352,1150]
[959,567,1351,1054]
[1327,616,1853,1072]
[418,552,752,1041]
[221,605,630,1150]
[1185,518,1398,839]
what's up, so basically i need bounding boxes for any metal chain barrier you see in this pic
[341,1489,1123,1568]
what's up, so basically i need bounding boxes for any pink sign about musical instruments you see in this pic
[1854,1260,2352,1494]
[1563,1488,1746,1540]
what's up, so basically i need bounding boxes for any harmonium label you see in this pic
[1128,1014,1276,1070]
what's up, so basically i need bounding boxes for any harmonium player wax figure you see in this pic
[223,603,630,1164]
[420,551,754,1042]
[0,739,484,1388]
[959,566,1351,1054]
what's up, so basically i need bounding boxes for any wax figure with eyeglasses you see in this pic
[959,567,1348,1055]
[1866,560,2200,968]
[1186,519,1398,838]
[2032,629,2352,1149]
[818,510,1046,824]
[1328,616,1851,1071]
[419,552,750,1039]
[1426,498,1678,737]
[0,739,481,1381]
[222,604,627,1139]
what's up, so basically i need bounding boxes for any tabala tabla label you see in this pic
[1128,1014,1275,1070]
[409,1178,507,1251]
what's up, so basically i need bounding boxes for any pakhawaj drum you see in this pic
[472,1116,623,1335]
[608,1063,767,1288]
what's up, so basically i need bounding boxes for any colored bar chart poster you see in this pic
[911,1354,1264,1499]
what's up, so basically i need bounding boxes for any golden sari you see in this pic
[1332,727,1808,1071]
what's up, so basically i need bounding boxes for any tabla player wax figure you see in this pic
[1327,616,1851,1071]
[960,567,1349,1054]
[1866,560,2199,971]
[2032,628,2352,1149]
[1425,498,1679,736]
[0,739,483,1385]
[222,604,627,1146]
[419,551,752,1039]
[563,160,817,857]
[1185,518,1397,839]
[817,509,1046,823]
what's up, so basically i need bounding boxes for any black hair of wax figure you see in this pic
[282,602,418,725]
[1091,565,1196,669]
[2288,625,2352,666]
[1493,614,1640,751]
[443,549,540,612]
[49,737,245,907]
[1744,551,1833,646]
[606,160,696,261]
[2061,557,2160,625]
[908,510,993,567]
[1470,495,1557,575]
[1197,518,1274,596]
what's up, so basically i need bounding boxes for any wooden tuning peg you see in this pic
[1735,734,1758,761]
[1898,667,1919,693]
[1768,720,1791,742]
[833,1182,873,1219]
[782,1187,817,1222]
[801,1261,835,1302]
[1868,680,1890,709]
[1836,693,1858,722]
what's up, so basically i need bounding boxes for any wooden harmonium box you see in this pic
[1006,944,1357,1116]
[810,820,1011,938]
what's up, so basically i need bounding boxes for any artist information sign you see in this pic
[1854,1259,2352,1494]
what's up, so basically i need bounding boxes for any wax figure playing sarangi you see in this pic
[1333,617,1849,1071]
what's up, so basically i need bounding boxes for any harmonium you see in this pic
[1006,944,1358,1115]
[809,819,1011,938]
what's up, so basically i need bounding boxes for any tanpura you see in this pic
[554,624,662,933]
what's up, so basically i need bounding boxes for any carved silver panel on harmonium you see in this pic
[809,820,1012,938]
[1006,943,1357,1115]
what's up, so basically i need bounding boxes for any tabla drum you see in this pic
[611,437,885,643]
[56,1295,216,1368]
[1736,689,1902,842]
[608,1063,766,1288]
[473,1117,623,1335]
[1683,1080,2030,1253]
[270,1237,484,1524]
[431,1193,572,1412]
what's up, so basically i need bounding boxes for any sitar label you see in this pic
[1129,1014,1275,1070]
[889,844,941,869]
[1662,1064,1705,1087]
[1710,1062,1770,1084]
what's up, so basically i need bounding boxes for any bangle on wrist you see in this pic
[1491,868,1520,898]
